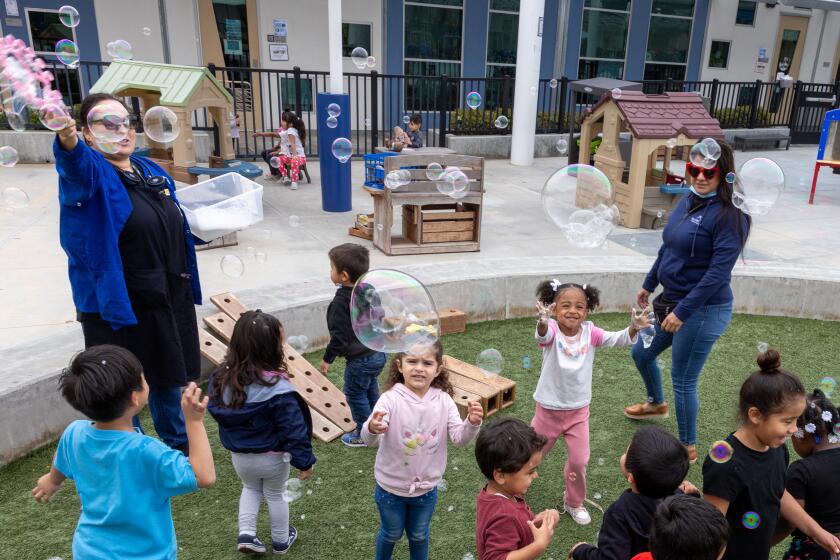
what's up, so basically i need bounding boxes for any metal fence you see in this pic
[5,60,838,159]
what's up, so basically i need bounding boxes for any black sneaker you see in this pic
[272,526,298,555]
[237,534,266,554]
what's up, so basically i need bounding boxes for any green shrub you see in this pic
[712,105,772,127]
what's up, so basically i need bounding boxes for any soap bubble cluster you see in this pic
[732,158,785,216]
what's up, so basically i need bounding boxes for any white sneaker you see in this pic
[290,182,298,190]
[282,176,291,185]
[565,503,592,525]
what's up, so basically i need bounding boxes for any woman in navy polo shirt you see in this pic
[54,93,202,453]
[623,141,750,463]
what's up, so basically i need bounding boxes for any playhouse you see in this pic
[579,91,725,228]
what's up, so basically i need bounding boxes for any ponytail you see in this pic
[282,110,306,144]
[738,348,805,422]
[535,279,600,311]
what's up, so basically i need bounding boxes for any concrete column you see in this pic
[511,0,546,166]
[327,0,343,94]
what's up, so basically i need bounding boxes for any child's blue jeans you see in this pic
[631,301,732,445]
[344,352,386,433]
[374,484,438,560]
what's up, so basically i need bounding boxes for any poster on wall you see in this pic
[269,44,289,62]
[4,0,18,17]
[225,18,243,55]
[273,19,288,37]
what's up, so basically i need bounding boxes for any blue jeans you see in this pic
[132,385,187,450]
[632,301,733,445]
[344,352,387,433]
[374,484,438,560]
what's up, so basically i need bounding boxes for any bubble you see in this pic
[569,471,578,482]
[2,186,28,208]
[438,479,448,492]
[96,140,122,154]
[283,478,303,502]
[665,138,677,149]
[542,164,619,248]
[0,146,19,167]
[477,349,503,376]
[289,215,300,227]
[327,103,341,118]
[494,115,509,129]
[596,457,605,466]
[376,223,383,231]
[725,172,736,184]
[107,39,134,60]
[281,452,291,463]
[611,87,622,99]
[466,91,482,110]
[819,377,837,397]
[447,505,455,512]
[55,39,80,67]
[425,162,445,181]
[366,56,376,68]
[396,169,412,186]
[269,156,281,168]
[757,341,768,353]
[384,171,403,190]
[306,489,313,495]
[331,137,352,163]
[59,5,80,28]
[87,100,129,142]
[521,356,531,370]
[555,137,568,155]
[350,269,439,353]
[584,86,593,93]
[326,116,338,129]
[444,168,469,197]
[741,511,761,530]
[702,137,721,161]
[549,79,558,89]
[287,335,309,353]
[593,492,602,500]
[143,106,180,143]
[38,103,69,132]
[220,255,245,277]
[656,210,663,219]
[403,114,410,124]
[143,27,152,36]
[732,158,785,216]
[709,440,734,464]
[300,514,306,520]
[350,46,368,70]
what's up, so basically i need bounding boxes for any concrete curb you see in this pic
[2,256,838,465]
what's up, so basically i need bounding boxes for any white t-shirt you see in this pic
[277,127,304,157]
[533,319,636,410]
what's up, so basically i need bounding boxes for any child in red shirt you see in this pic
[475,417,560,560]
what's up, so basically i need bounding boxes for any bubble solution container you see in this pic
[176,172,264,242]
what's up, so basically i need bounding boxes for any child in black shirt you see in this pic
[569,426,696,560]
[703,349,840,560]
[780,388,840,560]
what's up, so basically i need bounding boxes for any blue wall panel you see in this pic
[686,0,710,81]
[540,0,559,79]
[0,0,100,63]
[564,0,583,79]
[625,0,652,80]
[463,0,489,78]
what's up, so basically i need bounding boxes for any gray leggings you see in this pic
[231,452,290,543]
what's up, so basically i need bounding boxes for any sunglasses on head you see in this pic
[686,163,718,180]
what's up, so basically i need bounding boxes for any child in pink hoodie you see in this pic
[362,340,483,560]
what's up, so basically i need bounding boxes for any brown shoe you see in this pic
[623,402,669,420]
[685,444,697,465]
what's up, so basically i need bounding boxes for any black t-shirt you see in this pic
[786,447,840,538]
[702,432,789,560]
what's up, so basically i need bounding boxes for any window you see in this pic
[486,0,517,108]
[736,1,756,26]
[405,1,463,110]
[26,9,74,53]
[342,23,371,57]
[212,1,250,69]
[644,1,693,81]
[491,0,519,8]
[708,41,730,69]
[280,77,313,112]
[578,1,631,79]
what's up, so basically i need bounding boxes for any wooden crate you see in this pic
[438,308,466,335]
[443,355,516,410]
[348,213,374,240]
[404,204,477,244]
[452,386,483,420]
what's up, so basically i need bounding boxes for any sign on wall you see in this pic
[273,19,288,38]
[269,44,289,61]
[225,18,243,55]
[4,0,18,17]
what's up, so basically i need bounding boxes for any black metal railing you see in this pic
[4,60,837,159]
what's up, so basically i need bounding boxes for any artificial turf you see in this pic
[1,313,838,560]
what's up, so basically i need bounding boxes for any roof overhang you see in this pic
[778,0,840,10]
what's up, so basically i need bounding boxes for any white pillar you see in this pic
[327,0,344,94]
[510,0,545,166]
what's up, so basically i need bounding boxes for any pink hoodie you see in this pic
[361,383,480,497]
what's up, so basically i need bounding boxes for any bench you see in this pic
[733,132,790,151]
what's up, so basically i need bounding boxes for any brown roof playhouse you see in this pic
[579,91,725,229]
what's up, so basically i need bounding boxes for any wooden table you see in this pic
[375,146,456,155]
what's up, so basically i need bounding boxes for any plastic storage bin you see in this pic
[363,152,398,188]
[177,172,264,242]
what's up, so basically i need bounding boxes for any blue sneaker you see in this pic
[237,533,266,554]
[272,526,298,555]
[341,431,366,447]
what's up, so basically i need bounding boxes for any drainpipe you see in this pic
[511,0,546,166]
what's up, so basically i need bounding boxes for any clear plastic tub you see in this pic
[177,172,264,242]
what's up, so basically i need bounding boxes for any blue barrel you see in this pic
[316,92,352,212]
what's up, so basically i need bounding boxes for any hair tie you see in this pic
[582,283,588,291]
[550,279,561,292]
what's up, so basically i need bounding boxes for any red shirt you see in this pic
[476,486,535,560]
[631,553,653,560]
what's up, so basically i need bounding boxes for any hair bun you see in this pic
[756,348,781,373]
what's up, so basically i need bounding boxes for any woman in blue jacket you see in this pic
[55,93,202,453]
[623,141,750,463]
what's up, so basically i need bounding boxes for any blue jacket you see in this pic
[207,374,316,471]
[55,138,202,329]
[643,194,749,321]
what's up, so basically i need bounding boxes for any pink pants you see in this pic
[278,154,305,182]
[530,403,590,508]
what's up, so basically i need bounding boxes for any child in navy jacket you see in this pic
[208,310,315,555]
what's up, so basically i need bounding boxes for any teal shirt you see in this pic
[54,420,197,559]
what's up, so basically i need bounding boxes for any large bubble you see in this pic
[220,255,245,278]
[331,137,352,163]
[542,164,619,248]
[38,103,69,132]
[688,138,720,169]
[107,40,134,60]
[55,39,80,68]
[350,47,368,70]
[350,269,439,353]
[87,100,130,142]
[494,115,509,129]
[143,106,180,143]
[2,186,29,208]
[327,103,341,118]
[0,146,19,167]
[59,5,80,28]
[732,158,785,216]
[477,349,504,376]
[426,162,445,181]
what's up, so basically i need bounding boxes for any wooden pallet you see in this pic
[443,355,516,410]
